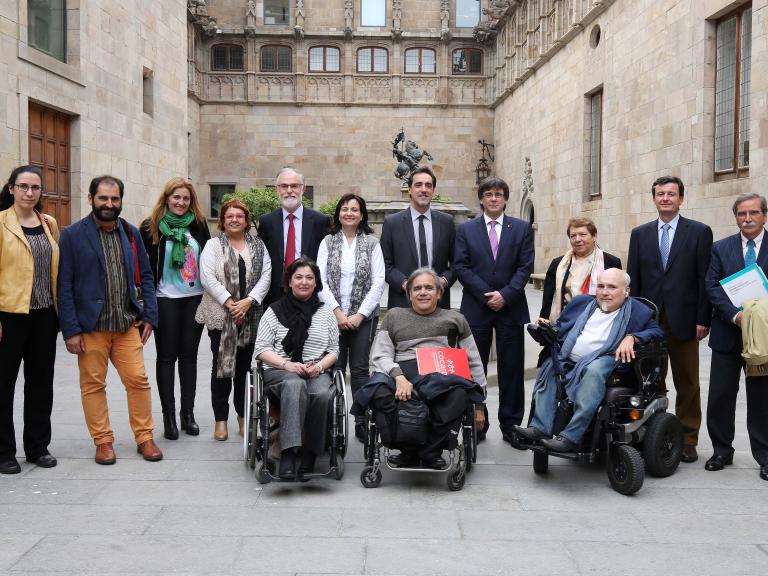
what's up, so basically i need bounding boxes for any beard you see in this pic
[280,196,301,212]
[92,204,121,222]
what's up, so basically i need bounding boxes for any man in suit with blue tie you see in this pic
[454,176,534,443]
[705,193,768,481]
[627,176,713,463]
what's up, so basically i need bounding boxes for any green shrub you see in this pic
[318,196,340,219]
[222,187,310,221]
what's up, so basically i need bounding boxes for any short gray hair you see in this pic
[405,267,444,300]
[275,167,305,186]
[623,272,631,288]
[732,193,768,216]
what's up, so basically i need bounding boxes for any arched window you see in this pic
[308,46,340,72]
[357,47,388,73]
[404,48,436,74]
[211,44,244,71]
[261,45,292,72]
[452,48,482,74]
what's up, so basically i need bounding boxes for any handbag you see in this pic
[395,395,430,445]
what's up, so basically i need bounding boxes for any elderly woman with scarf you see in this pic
[196,198,271,441]
[317,193,385,441]
[254,257,339,480]
[140,178,211,440]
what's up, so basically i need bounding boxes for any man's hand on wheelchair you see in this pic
[615,335,637,364]
[536,317,550,325]
[395,375,413,401]
[475,406,486,433]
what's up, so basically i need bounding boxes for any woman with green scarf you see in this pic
[140,178,211,440]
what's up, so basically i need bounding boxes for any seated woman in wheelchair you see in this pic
[253,258,339,480]
[353,268,487,469]
[515,269,663,452]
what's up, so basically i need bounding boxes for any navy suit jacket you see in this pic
[380,207,456,309]
[627,216,713,340]
[257,207,330,307]
[454,214,534,325]
[58,216,158,339]
[706,232,768,355]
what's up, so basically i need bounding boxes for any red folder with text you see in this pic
[416,348,471,380]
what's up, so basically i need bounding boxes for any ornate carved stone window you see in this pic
[714,4,751,179]
[361,0,386,26]
[261,45,292,72]
[404,48,436,74]
[309,46,341,72]
[264,0,290,25]
[455,0,480,28]
[28,0,66,61]
[357,47,388,73]
[452,48,482,74]
[211,45,244,71]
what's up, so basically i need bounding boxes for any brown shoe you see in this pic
[95,443,116,465]
[681,445,698,463]
[237,416,244,437]
[214,421,228,441]
[137,439,163,462]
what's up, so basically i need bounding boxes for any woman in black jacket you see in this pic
[140,178,211,439]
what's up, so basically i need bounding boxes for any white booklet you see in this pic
[719,263,768,309]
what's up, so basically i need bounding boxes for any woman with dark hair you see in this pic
[140,177,211,440]
[196,198,271,441]
[254,257,339,480]
[317,194,385,441]
[0,165,60,474]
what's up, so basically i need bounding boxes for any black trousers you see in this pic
[0,307,58,461]
[335,316,377,418]
[154,295,203,414]
[208,329,254,421]
[707,350,768,466]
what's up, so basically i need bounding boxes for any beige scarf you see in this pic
[549,247,606,322]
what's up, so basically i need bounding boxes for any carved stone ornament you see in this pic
[344,0,354,39]
[522,156,534,199]
[440,0,451,41]
[246,0,257,34]
[188,0,218,36]
[391,0,402,39]
[295,0,306,38]
[473,20,498,44]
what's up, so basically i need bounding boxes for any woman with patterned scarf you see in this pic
[316,194,385,442]
[140,178,211,440]
[195,199,271,441]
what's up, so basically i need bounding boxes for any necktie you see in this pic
[489,220,499,260]
[418,215,429,268]
[660,223,671,270]
[745,239,757,266]
[285,213,296,269]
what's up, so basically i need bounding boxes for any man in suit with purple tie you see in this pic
[705,193,768,481]
[454,177,534,444]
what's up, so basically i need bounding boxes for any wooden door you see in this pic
[28,102,71,226]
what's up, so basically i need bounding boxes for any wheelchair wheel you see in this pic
[360,465,382,488]
[333,455,345,480]
[333,370,349,458]
[606,444,644,495]
[643,412,683,478]
[533,451,548,474]
[255,461,271,485]
[244,370,259,469]
[447,467,466,491]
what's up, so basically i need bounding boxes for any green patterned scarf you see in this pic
[158,211,195,268]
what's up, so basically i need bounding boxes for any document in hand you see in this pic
[719,263,768,309]
[416,348,472,380]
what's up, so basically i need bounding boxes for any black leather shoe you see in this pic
[421,455,447,470]
[513,425,549,442]
[26,453,57,468]
[541,435,578,453]
[681,445,698,463]
[760,465,768,481]
[502,430,528,451]
[388,451,419,468]
[354,422,365,442]
[163,412,179,440]
[279,449,297,480]
[180,409,200,436]
[299,451,316,475]
[0,458,21,474]
[704,453,733,471]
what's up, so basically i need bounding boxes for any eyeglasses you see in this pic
[277,183,303,191]
[481,191,505,199]
[13,184,43,193]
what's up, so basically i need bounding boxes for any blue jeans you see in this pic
[530,355,616,444]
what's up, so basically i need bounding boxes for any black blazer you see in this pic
[627,216,713,340]
[257,207,330,307]
[706,232,768,355]
[380,207,456,309]
[139,218,211,288]
[539,251,622,320]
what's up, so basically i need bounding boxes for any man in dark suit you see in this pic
[380,166,456,310]
[627,176,712,463]
[454,176,534,441]
[705,193,768,482]
[257,168,330,307]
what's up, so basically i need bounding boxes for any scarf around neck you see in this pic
[159,211,196,269]
[271,292,322,362]
[324,231,374,315]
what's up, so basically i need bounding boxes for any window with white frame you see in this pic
[309,46,340,72]
[357,47,388,73]
[404,48,436,74]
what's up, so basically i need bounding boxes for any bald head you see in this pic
[595,269,631,313]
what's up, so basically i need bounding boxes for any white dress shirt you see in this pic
[410,206,433,267]
[282,204,303,262]
[740,229,765,259]
[657,213,680,248]
[483,213,504,243]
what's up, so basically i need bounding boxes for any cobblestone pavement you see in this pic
[3,287,767,575]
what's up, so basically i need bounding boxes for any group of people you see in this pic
[1,163,766,482]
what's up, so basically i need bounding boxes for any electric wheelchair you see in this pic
[515,298,683,496]
[243,362,348,483]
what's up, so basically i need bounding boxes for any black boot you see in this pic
[179,409,200,436]
[279,448,297,480]
[298,450,316,479]
[163,412,179,440]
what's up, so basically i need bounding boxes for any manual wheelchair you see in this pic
[243,362,348,483]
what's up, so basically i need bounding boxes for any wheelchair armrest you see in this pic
[526,322,559,348]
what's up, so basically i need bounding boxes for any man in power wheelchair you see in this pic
[248,258,347,482]
[351,268,487,490]
[514,268,683,495]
